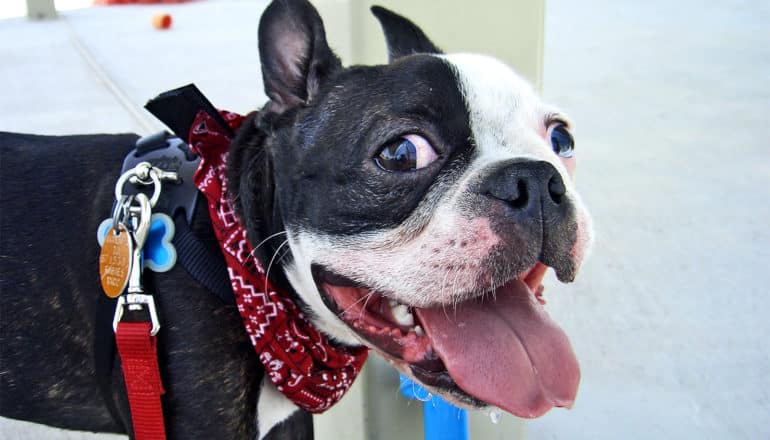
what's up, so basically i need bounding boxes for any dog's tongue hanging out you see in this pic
[414,279,580,418]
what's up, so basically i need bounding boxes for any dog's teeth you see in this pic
[414,325,424,336]
[388,299,398,308]
[391,304,414,327]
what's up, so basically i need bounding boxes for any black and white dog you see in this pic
[0,0,592,438]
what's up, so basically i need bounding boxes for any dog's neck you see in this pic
[227,109,294,295]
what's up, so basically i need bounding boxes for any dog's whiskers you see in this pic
[438,265,455,320]
[263,239,289,295]
[336,290,376,321]
[357,291,378,322]
[451,267,463,313]
[250,231,288,259]
[275,244,292,264]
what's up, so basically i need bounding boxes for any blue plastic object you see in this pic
[399,374,469,440]
[97,213,177,273]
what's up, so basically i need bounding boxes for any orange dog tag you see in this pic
[99,224,133,298]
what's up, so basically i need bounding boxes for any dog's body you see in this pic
[0,1,592,438]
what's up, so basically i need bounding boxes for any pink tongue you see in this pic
[413,280,579,418]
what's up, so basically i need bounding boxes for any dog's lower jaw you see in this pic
[281,235,489,409]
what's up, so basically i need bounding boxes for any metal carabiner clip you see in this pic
[113,293,161,336]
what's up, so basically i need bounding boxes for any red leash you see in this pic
[115,321,167,440]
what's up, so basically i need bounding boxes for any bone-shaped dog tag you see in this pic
[99,223,133,298]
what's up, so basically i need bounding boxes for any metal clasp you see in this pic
[113,293,161,336]
[126,193,151,295]
[115,161,179,208]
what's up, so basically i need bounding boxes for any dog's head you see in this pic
[230,0,593,418]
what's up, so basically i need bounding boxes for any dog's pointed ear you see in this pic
[371,6,442,62]
[258,0,341,113]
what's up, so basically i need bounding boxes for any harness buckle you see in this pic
[113,293,161,336]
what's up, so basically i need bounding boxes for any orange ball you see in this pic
[152,13,172,30]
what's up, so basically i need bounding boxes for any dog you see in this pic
[0,0,593,438]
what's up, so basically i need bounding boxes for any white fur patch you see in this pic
[440,53,574,181]
[257,376,300,440]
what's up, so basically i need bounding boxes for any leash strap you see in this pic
[115,321,167,440]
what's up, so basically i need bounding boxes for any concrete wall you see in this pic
[313,0,545,90]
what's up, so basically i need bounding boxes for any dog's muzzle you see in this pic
[478,159,578,282]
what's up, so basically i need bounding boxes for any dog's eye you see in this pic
[548,123,574,158]
[375,134,438,172]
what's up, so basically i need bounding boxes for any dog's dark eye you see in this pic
[548,123,574,158]
[375,134,438,172]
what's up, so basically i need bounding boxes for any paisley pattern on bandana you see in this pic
[188,110,368,413]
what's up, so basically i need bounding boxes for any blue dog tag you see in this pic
[97,213,177,273]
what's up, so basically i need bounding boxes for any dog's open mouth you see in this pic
[312,263,580,418]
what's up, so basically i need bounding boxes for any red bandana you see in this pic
[188,110,368,413]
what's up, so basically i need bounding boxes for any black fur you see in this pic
[265,56,474,237]
[230,0,474,255]
[244,1,474,237]
[258,0,342,114]
[371,6,442,61]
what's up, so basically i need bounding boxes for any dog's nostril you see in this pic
[484,176,530,210]
[509,180,529,209]
[548,175,566,204]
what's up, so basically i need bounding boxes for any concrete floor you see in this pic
[1,0,769,439]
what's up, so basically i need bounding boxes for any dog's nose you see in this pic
[480,160,566,214]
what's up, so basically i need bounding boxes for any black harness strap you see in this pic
[142,83,236,304]
[173,212,235,305]
[144,83,235,140]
